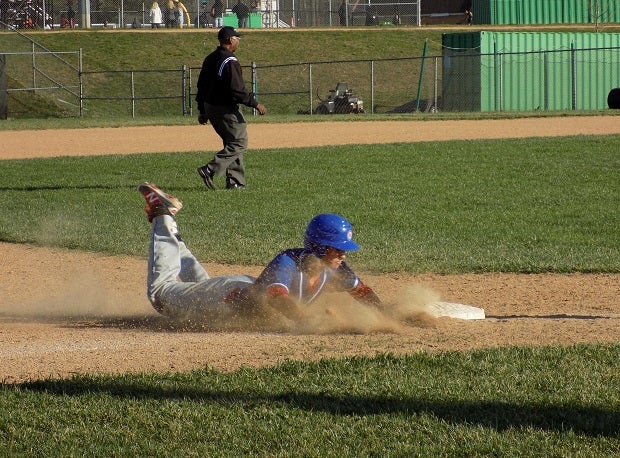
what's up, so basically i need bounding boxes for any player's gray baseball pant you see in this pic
[204,103,248,186]
[147,214,254,318]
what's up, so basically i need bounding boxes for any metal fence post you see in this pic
[416,39,428,112]
[182,65,187,116]
[131,71,135,117]
[251,61,257,115]
[543,51,549,111]
[31,43,36,90]
[79,48,84,117]
[493,41,500,111]
[416,0,421,26]
[370,60,374,114]
[498,52,503,111]
[433,56,438,112]
[309,63,313,115]
[571,43,577,110]
[188,67,194,116]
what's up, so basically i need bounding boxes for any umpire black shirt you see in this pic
[195,46,259,114]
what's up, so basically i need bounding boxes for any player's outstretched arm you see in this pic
[349,282,382,308]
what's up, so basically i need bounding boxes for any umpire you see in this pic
[196,26,267,190]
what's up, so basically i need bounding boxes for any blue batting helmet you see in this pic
[303,213,360,256]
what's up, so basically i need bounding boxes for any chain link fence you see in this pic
[226,55,439,116]
[0,0,421,29]
[3,21,619,118]
[80,67,188,117]
[0,23,81,118]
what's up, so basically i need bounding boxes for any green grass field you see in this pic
[2,345,619,455]
[1,129,619,456]
[0,135,618,272]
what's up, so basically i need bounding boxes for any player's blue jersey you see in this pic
[251,248,360,305]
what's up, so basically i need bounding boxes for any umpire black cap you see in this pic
[218,26,241,40]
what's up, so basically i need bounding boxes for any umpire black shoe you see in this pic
[197,166,215,190]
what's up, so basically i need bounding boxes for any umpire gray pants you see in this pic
[203,103,248,186]
[147,214,255,318]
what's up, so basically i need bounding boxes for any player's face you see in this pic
[322,247,346,269]
[230,36,240,52]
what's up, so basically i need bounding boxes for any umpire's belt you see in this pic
[204,103,240,114]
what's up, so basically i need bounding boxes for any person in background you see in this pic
[66,2,75,28]
[338,0,347,26]
[176,0,189,28]
[232,0,250,28]
[462,0,473,25]
[166,0,177,27]
[465,8,473,25]
[211,0,224,28]
[364,6,377,26]
[149,1,163,28]
[195,26,266,190]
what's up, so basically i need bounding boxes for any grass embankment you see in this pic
[6,28,447,117]
[7,25,618,118]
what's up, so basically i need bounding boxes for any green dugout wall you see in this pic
[471,0,620,25]
[442,31,620,112]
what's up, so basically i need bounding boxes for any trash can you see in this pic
[248,12,261,28]
[222,13,238,27]
[608,88,620,109]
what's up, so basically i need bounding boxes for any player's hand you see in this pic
[198,114,208,125]
[255,103,267,115]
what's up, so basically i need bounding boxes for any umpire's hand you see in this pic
[198,113,208,125]
[255,103,267,115]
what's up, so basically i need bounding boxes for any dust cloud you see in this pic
[290,284,441,335]
[1,270,146,322]
[2,270,443,335]
[162,283,443,335]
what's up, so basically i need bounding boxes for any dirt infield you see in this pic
[1,117,619,383]
[3,116,620,159]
